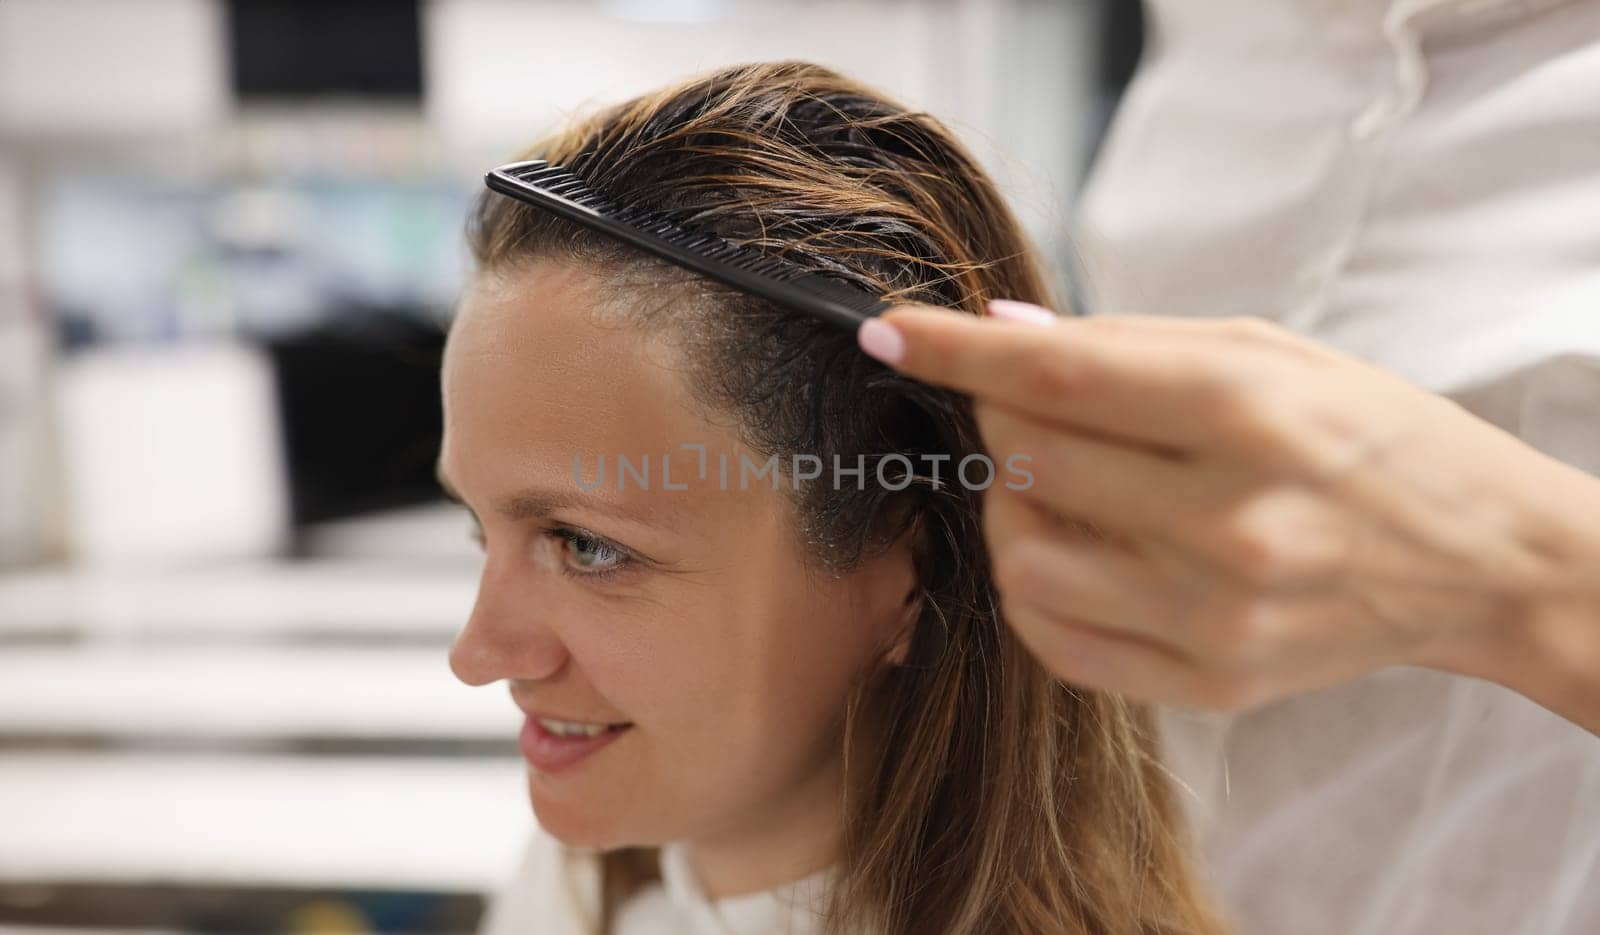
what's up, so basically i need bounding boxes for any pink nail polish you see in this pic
[857,317,906,364]
[987,299,1056,327]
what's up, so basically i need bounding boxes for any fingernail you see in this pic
[987,299,1056,327]
[857,317,906,365]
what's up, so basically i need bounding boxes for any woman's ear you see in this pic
[882,582,923,666]
[879,509,928,667]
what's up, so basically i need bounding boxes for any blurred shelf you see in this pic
[0,752,531,891]
[0,645,517,741]
[0,507,532,901]
[0,556,478,639]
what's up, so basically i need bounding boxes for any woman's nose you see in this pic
[448,556,570,686]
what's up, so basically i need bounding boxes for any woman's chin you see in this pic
[527,776,632,849]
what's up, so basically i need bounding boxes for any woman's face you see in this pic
[439,260,917,857]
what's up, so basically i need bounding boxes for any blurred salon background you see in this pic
[0,1,1141,931]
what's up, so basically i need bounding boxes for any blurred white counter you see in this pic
[0,504,532,895]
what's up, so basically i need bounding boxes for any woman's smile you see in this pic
[520,713,634,774]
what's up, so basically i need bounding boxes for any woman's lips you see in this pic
[519,715,632,773]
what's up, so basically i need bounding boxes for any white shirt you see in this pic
[611,842,831,935]
[478,829,832,935]
[1075,1,1600,934]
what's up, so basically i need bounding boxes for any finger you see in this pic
[1004,605,1258,710]
[989,496,1373,709]
[986,490,1202,656]
[976,401,1246,536]
[857,303,1240,452]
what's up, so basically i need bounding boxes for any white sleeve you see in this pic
[477,828,602,935]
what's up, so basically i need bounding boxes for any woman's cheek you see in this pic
[569,607,705,715]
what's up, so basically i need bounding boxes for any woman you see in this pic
[438,61,1228,935]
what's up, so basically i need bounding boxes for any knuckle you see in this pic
[1209,490,1348,587]
[1210,512,1306,587]
[1215,315,1283,345]
[994,589,1028,631]
[1212,516,1286,583]
[1208,384,1291,449]
[990,548,1024,599]
[991,539,1050,603]
[1185,367,1261,429]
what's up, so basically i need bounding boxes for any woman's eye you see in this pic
[552,528,629,577]
[463,514,630,579]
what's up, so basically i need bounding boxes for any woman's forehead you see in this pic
[440,262,767,515]
[446,263,638,369]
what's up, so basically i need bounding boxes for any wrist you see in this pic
[1429,453,1600,730]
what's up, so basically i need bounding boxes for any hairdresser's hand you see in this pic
[857,301,1600,732]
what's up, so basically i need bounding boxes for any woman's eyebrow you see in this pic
[435,463,682,530]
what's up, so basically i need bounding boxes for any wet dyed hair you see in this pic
[466,60,1228,935]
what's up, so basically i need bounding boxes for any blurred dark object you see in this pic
[0,880,481,932]
[228,0,424,101]
[1100,0,1145,92]
[264,310,445,532]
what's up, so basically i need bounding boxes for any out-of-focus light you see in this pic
[601,0,729,24]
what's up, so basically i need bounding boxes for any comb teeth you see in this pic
[485,159,890,331]
[515,162,799,280]
[791,273,889,313]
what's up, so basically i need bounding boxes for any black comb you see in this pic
[484,159,890,332]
